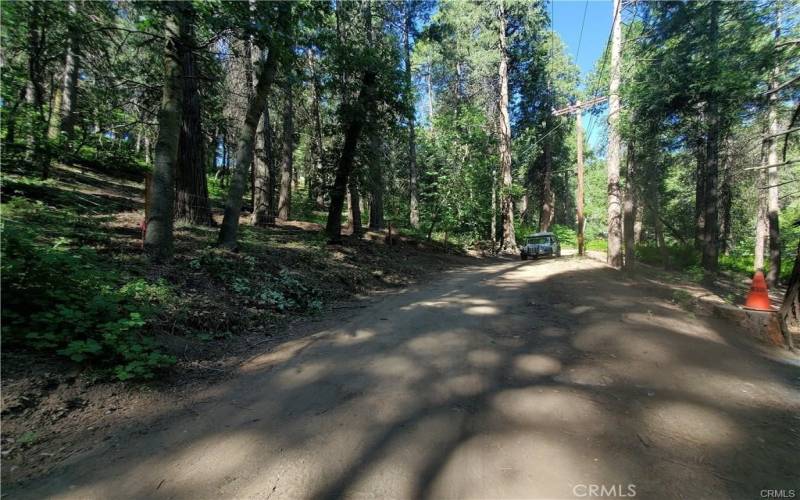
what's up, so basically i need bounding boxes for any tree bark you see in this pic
[404,2,419,229]
[538,134,554,232]
[368,127,384,231]
[623,143,636,269]
[325,1,377,243]
[349,179,362,235]
[694,144,707,250]
[606,0,623,268]
[59,0,80,137]
[218,4,288,247]
[307,48,326,209]
[26,2,49,179]
[766,6,783,286]
[144,9,183,261]
[277,79,294,221]
[498,0,516,253]
[174,6,213,226]
[701,1,720,272]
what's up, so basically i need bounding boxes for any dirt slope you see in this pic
[10,256,800,499]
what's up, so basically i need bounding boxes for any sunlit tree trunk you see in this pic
[498,0,516,253]
[606,0,623,268]
[623,144,636,269]
[766,5,783,286]
[145,9,183,261]
[538,135,554,232]
[404,2,419,229]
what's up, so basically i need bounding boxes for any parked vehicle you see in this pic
[520,232,560,260]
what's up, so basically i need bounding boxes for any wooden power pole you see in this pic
[553,96,606,257]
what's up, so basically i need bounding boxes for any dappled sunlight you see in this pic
[275,360,331,388]
[491,388,609,429]
[332,328,377,345]
[463,304,502,316]
[512,354,563,378]
[424,431,628,499]
[644,401,741,446]
[622,312,728,345]
[467,348,502,368]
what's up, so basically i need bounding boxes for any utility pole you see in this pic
[553,96,606,257]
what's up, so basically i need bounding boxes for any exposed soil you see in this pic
[0,164,476,486]
[6,256,800,499]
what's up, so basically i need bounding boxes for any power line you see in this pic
[575,0,590,62]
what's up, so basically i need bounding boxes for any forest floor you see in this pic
[3,164,799,497]
[0,162,475,486]
[6,255,800,499]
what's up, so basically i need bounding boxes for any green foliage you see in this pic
[189,248,323,314]
[1,199,175,380]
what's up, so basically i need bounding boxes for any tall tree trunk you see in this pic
[144,9,183,261]
[59,0,80,137]
[174,6,213,226]
[325,1,377,243]
[349,179,362,235]
[27,2,49,179]
[766,5,782,286]
[538,134,554,232]
[307,48,326,209]
[326,73,375,242]
[277,79,294,221]
[218,5,288,247]
[491,167,497,249]
[498,0,516,253]
[606,0,623,268]
[623,143,636,269]
[368,128,384,231]
[719,150,733,255]
[694,143,707,250]
[252,108,273,226]
[701,1,720,272]
[426,67,435,135]
[576,107,586,256]
[404,2,419,229]
[755,166,769,270]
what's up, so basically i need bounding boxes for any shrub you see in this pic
[1,199,175,380]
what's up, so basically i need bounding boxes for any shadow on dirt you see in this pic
[8,257,800,499]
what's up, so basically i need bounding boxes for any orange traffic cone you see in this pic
[743,271,774,311]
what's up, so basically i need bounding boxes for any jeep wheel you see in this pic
[521,253,528,260]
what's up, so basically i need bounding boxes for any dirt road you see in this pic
[13,257,800,499]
